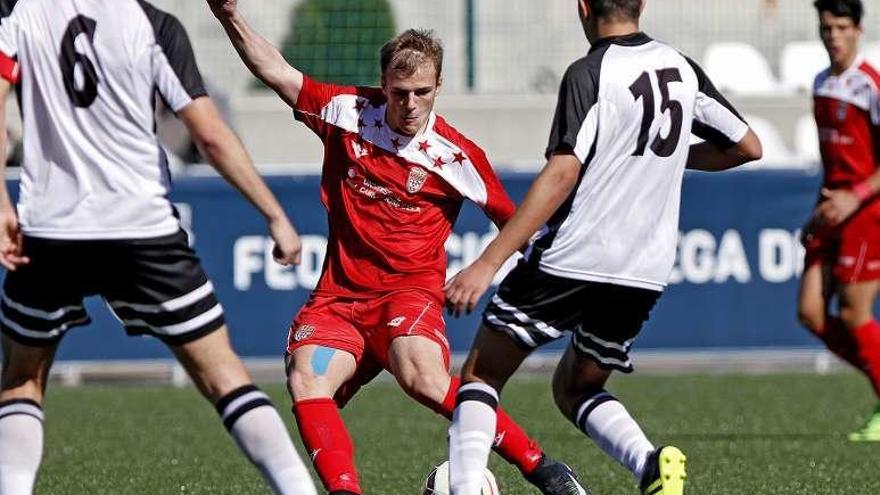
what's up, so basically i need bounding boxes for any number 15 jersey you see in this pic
[526,32,749,291]
[0,0,206,240]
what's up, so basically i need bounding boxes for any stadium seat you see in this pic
[780,41,828,93]
[793,114,821,166]
[740,114,800,168]
[865,41,880,70]
[703,42,781,95]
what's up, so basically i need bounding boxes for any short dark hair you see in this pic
[380,29,444,80]
[814,0,864,25]
[587,0,642,21]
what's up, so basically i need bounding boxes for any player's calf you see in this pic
[215,385,317,495]
[0,398,43,495]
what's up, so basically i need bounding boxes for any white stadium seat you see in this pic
[793,114,821,166]
[703,42,781,95]
[780,41,828,93]
[739,114,801,169]
[865,41,880,70]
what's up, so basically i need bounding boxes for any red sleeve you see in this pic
[0,51,19,84]
[294,75,382,141]
[459,141,516,227]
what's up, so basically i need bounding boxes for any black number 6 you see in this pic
[59,15,99,108]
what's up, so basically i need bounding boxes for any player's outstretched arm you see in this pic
[0,79,27,271]
[207,0,303,107]
[685,128,762,171]
[180,97,302,265]
[445,152,582,316]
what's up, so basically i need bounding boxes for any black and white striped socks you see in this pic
[0,399,44,495]
[571,390,654,480]
[448,382,499,495]
[215,385,316,495]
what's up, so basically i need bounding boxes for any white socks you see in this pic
[573,390,654,480]
[448,382,499,495]
[0,399,44,495]
[216,385,316,495]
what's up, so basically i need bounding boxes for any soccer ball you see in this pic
[421,461,500,495]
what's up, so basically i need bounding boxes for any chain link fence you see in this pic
[154,0,880,97]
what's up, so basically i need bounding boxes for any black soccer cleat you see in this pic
[525,455,590,495]
[639,446,687,495]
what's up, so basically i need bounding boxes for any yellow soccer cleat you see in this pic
[848,405,880,442]
[640,446,687,495]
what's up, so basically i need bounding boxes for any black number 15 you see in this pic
[629,68,683,158]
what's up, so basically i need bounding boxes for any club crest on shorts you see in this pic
[406,166,428,194]
[293,324,315,341]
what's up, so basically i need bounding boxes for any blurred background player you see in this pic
[445,1,762,494]
[797,0,880,442]
[0,0,316,493]
[207,1,588,494]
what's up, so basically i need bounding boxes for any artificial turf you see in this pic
[35,373,879,494]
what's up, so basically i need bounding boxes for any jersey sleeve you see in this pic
[545,60,598,161]
[0,3,21,83]
[460,143,515,226]
[294,76,383,142]
[139,2,207,112]
[685,57,749,149]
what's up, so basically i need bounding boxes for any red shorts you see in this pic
[286,290,450,405]
[804,209,880,283]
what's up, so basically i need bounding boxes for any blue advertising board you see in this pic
[5,169,824,360]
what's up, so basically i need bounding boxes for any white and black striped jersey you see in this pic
[526,32,748,291]
[0,0,206,239]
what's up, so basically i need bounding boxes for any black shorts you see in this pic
[1,230,225,346]
[482,263,661,372]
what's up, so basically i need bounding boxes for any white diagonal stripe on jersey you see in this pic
[0,312,88,340]
[485,314,538,348]
[109,281,214,313]
[220,391,270,421]
[0,402,44,422]
[2,293,83,321]
[121,303,223,335]
[575,327,634,353]
[572,338,632,369]
[491,295,562,338]
[575,392,613,425]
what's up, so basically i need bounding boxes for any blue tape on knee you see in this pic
[311,346,336,376]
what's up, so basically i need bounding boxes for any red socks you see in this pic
[439,377,544,474]
[852,320,880,397]
[816,317,866,372]
[292,398,361,494]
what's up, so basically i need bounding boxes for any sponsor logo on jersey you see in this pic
[388,316,407,327]
[352,140,369,158]
[294,324,316,341]
[407,166,429,194]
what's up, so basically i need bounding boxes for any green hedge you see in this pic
[278,0,396,86]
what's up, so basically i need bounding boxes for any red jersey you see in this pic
[294,76,515,301]
[814,56,880,190]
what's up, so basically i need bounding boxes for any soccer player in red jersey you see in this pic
[798,0,880,441]
[208,1,587,493]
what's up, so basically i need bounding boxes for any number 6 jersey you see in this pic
[0,0,206,239]
[527,32,749,291]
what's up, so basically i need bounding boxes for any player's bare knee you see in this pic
[396,367,449,405]
[839,306,870,330]
[796,305,825,334]
[287,366,326,400]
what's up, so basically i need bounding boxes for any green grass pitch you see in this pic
[35,373,879,494]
